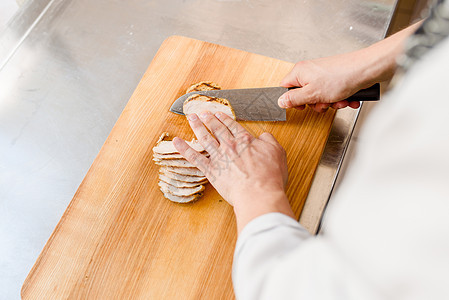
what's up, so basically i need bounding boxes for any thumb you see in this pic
[278,85,315,108]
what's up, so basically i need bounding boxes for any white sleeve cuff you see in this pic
[236,212,309,248]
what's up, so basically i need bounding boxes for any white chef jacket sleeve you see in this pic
[232,214,381,300]
[232,213,310,299]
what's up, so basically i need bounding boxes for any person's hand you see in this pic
[278,21,424,113]
[173,111,295,233]
[278,53,369,112]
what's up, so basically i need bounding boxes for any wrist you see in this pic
[232,190,295,234]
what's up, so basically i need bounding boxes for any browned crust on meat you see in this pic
[156,132,170,144]
[183,94,229,106]
[186,81,221,94]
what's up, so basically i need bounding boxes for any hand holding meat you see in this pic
[174,111,286,204]
[173,111,295,232]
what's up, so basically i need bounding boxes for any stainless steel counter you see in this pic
[0,0,397,298]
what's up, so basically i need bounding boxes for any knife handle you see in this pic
[288,83,380,102]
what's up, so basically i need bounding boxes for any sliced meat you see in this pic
[186,81,221,94]
[160,166,205,177]
[159,181,205,196]
[159,174,207,188]
[160,168,206,182]
[156,132,169,144]
[153,132,206,155]
[153,140,205,155]
[153,153,185,160]
[153,152,209,160]
[154,159,196,168]
[154,131,209,203]
[183,94,236,120]
[162,191,203,204]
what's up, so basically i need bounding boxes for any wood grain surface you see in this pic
[21,36,336,299]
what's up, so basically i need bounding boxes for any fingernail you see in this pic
[215,112,223,119]
[187,113,198,121]
[278,96,290,108]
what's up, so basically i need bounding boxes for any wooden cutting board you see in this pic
[22,36,336,299]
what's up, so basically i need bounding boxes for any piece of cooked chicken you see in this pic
[153,153,185,160]
[162,191,203,204]
[158,181,205,197]
[183,94,236,120]
[186,81,221,94]
[160,166,205,177]
[154,159,196,168]
[159,174,207,188]
[153,139,205,155]
[153,132,205,154]
[160,168,206,182]
[153,152,209,160]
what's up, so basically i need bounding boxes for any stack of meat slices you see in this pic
[153,133,209,203]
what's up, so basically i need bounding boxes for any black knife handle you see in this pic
[288,83,380,102]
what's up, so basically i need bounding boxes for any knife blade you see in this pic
[169,83,380,121]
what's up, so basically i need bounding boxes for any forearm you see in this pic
[232,190,295,235]
[355,21,423,87]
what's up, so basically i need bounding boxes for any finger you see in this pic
[331,100,349,109]
[313,103,330,112]
[308,103,328,113]
[278,85,317,108]
[214,112,253,139]
[173,137,210,174]
[198,111,235,145]
[294,105,306,111]
[233,131,256,156]
[186,113,219,153]
[214,112,256,155]
[258,132,280,146]
[348,101,360,109]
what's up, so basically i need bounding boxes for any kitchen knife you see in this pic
[170,83,380,121]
